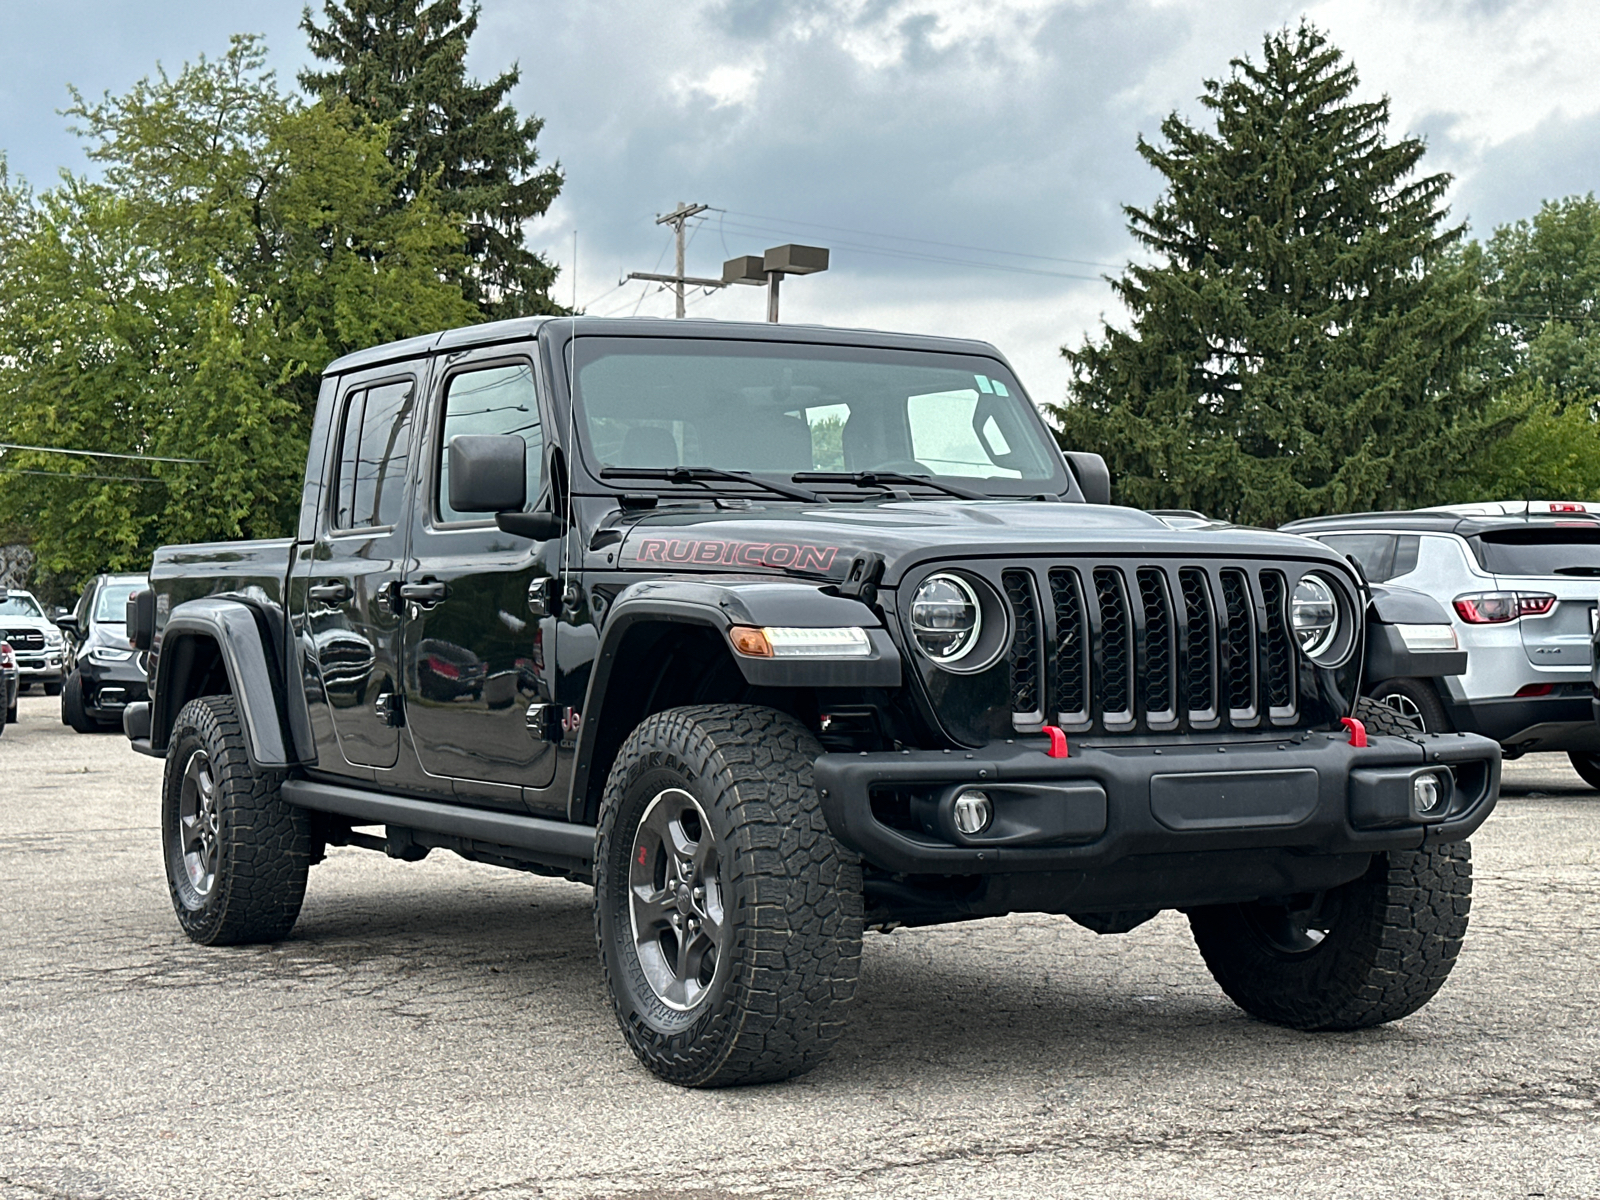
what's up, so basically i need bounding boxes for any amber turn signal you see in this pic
[728,626,773,657]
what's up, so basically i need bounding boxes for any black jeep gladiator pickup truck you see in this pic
[124,316,1500,1087]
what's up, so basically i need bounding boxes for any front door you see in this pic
[299,370,420,772]
[402,351,561,799]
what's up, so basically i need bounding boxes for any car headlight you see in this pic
[910,573,982,663]
[89,646,134,663]
[44,629,64,647]
[1290,572,1357,667]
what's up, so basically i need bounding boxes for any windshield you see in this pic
[0,593,43,619]
[94,582,142,624]
[1473,528,1600,575]
[570,338,1064,495]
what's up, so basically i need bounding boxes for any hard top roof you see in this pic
[1283,503,1600,538]
[321,315,1010,377]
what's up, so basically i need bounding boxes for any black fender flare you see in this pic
[1364,584,1469,683]
[151,597,295,770]
[568,579,900,820]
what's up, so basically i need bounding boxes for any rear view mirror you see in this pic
[1063,451,1111,505]
[55,613,80,636]
[448,435,527,513]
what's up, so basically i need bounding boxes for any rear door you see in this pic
[296,367,421,772]
[400,347,561,804]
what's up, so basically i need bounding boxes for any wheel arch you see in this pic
[150,598,298,770]
[567,582,898,825]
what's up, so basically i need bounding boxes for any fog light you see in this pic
[952,789,993,835]
[1413,773,1445,816]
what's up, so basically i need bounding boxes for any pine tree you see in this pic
[1050,23,1489,526]
[299,0,565,318]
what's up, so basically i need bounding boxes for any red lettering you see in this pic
[795,544,839,573]
[736,543,770,566]
[693,540,726,564]
[637,845,647,866]
[637,539,666,563]
[764,543,797,567]
[666,540,696,563]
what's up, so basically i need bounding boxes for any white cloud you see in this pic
[671,63,764,109]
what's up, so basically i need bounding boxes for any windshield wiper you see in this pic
[601,466,823,503]
[792,471,988,501]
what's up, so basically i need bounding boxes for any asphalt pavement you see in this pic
[2,690,1596,1199]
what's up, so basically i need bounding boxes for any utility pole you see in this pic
[626,202,711,317]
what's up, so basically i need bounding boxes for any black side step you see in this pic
[281,779,595,869]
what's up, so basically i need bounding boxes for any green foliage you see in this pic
[1473,194,1600,399]
[300,0,565,318]
[0,36,479,590]
[1444,381,1600,503]
[1050,24,1490,526]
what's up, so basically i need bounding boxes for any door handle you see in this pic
[308,581,352,603]
[399,580,449,604]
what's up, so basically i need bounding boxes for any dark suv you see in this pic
[124,317,1501,1087]
[60,573,149,733]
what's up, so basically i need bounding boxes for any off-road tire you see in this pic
[162,695,310,946]
[61,671,100,734]
[594,705,863,1087]
[1365,679,1449,734]
[1567,752,1600,791]
[1354,693,1423,738]
[1189,841,1472,1030]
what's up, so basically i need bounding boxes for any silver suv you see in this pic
[1283,502,1600,776]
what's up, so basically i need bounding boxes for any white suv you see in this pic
[0,588,67,695]
[1283,502,1600,777]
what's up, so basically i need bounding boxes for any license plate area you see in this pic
[1150,768,1319,831]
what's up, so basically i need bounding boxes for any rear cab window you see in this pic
[331,378,417,531]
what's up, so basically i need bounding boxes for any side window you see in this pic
[437,362,544,523]
[1390,535,1421,580]
[331,378,416,530]
[1318,533,1396,582]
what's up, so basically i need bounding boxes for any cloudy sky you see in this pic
[4,0,1600,404]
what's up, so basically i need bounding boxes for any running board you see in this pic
[281,779,595,869]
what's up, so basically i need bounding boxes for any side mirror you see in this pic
[496,511,567,540]
[50,606,70,622]
[127,590,157,651]
[449,434,528,514]
[1063,451,1111,505]
[55,613,81,636]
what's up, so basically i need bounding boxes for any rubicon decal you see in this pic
[630,538,841,572]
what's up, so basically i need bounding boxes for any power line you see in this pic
[0,468,170,484]
[709,216,1105,281]
[0,442,207,464]
[714,208,1126,271]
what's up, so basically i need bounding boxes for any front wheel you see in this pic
[162,695,311,945]
[594,705,863,1087]
[1189,843,1472,1030]
[61,672,100,734]
[1365,679,1449,734]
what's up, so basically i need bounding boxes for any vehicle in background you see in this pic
[0,641,17,732]
[57,573,150,734]
[1283,502,1600,775]
[0,588,66,695]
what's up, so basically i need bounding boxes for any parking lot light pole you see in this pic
[722,244,830,322]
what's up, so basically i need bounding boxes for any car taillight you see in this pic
[1453,592,1557,622]
[1545,502,1587,513]
[0,642,12,667]
[1454,593,1518,623]
[1515,683,1555,697]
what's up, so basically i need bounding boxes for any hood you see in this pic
[608,500,1351,585]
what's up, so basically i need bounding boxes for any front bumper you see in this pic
[78,659,149,717]
[814,731,1500,882]
[14,653,63,681]
[1441,694,1600,753]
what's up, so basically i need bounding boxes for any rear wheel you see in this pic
[594,704,863,1087]
[1567,752,1600,791]
[162,695,311,945]
[1189,842,1472,1030]
[1365,679,1449,733]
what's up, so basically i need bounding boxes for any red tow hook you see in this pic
[1340,717,1368,747]
[1043,724,1069,758]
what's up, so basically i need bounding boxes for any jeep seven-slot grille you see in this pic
[992,562,1306,734]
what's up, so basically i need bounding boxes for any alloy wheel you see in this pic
[627,788,726,1011]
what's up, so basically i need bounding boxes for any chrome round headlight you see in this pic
[910,573,982,663]
[1291,575,1339,658]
